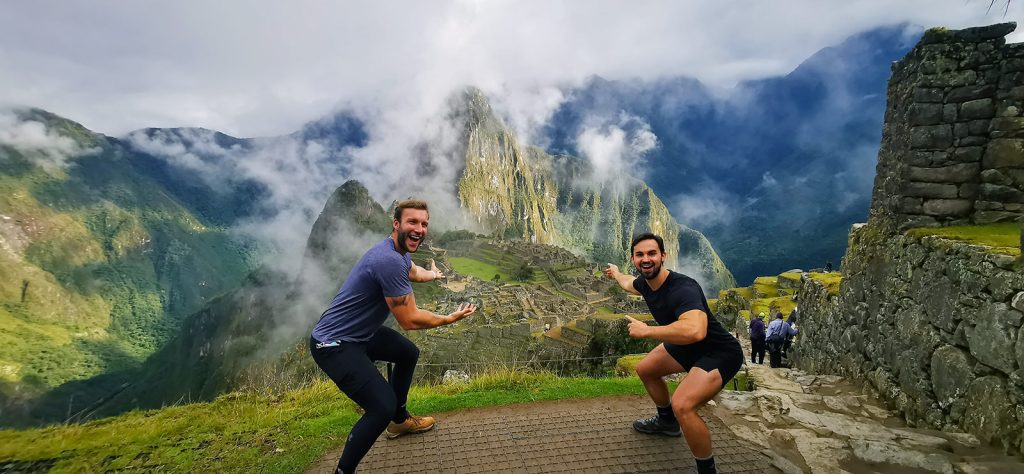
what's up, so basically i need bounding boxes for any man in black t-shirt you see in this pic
[605,232,744,474]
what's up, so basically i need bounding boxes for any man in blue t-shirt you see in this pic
[605,232,744,474]
[310,200,476,474]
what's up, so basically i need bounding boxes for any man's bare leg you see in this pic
[634,344,684,405]
[671,366,723,471]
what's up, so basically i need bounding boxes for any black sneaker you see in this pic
[632,415,681,437]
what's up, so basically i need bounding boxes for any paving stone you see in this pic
[305,395,770,473]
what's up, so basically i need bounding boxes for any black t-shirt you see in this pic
[633,271,740,359]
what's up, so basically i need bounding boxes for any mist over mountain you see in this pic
[539,25,921,283]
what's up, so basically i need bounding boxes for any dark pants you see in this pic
[310,326,420,474]
[750,338,765,365]
[767,337,784,368]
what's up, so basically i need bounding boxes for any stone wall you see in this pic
[869,22,1024,231]
[793,226,1024,454]
[795,22,1024,454]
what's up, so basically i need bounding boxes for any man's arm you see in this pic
[624,310,708,345]
[386,292,475,330]
[409,258,444,283]
[604,264,640,296]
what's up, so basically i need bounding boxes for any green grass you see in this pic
[907,223,1020,256]
[805,272,842,296]
[448,256,510,281]
[752,277,778,298]
[0,370,649,473]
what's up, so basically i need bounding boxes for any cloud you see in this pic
[576,112,658,186]
[0,1,1017,138]
[0,110,89,170]
[671,185,740,229]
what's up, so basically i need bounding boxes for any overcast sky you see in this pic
[0,1,1020,138]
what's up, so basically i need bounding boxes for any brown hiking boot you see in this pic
[385,415,435,439]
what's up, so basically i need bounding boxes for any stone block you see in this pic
[905,163,980,183]
[911,125,954,150]
[975,210,1021,223]
[979,183,1024,203]
[954,22,1017,42]
[909,103,944,126]
[997,85,1024,100]
[963,376,1017,446]
[904,182,959,198]
[908,151,938,167]
[959,183,978,199]
[954,122,969,138]
[958,136,988,146]
[981,169,1013,185]
[997,104,1021,117]
[954,146,983,162]
[923,199,973,216]
[961,98,995,120]
[947,84,996,102]
[989,270,1024,302]
[931,345,975,408]
[899,197,923,213]
[943,103,958,122]
[921,70,977,88]
[1018,325,1024,379]
[983,139,1024,168]
[914,87,945,103]
[967,119,992,136]
[966,303,1019,375]
[991,117,1024,132]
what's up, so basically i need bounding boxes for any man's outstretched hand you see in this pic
[604,263,620,280]
[624,315,650,339]
[446,302,476,324]
[429,259,445,281]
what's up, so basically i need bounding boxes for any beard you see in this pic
[639,261,662,279]
[396,229,420,253]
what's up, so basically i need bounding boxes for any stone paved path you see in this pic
[306,395,772,473]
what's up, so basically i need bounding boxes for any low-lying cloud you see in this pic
[0,110,89,170]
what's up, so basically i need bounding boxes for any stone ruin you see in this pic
[870,22,1024,231]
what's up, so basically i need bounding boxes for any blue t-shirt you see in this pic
[312,237,413,343]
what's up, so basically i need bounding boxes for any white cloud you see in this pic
[0,110,87,170]
[0,1,1017,137]
[577,112,658,185]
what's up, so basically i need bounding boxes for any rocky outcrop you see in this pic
[870,22,1024,231]
[454,89,736,292]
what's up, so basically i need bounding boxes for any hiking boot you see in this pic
[385,415,435,439]
[632,414,681,437]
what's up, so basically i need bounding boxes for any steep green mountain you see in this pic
[13,180,394,424]
[0,109,258,422]
[455,90,735,292]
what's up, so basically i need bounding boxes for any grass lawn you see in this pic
[0,371,652,473]
[448,256,510,281]
[907,223,1019,256]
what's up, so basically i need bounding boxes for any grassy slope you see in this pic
[0,120,257,401]
[0,371,651,473]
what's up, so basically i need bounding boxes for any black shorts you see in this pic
[664,342,744,388]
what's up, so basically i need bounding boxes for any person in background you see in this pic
[766,312,797,368]
[749,312,766,365]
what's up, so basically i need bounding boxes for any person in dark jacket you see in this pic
[749,312,766,364]
[783,308,798,355]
